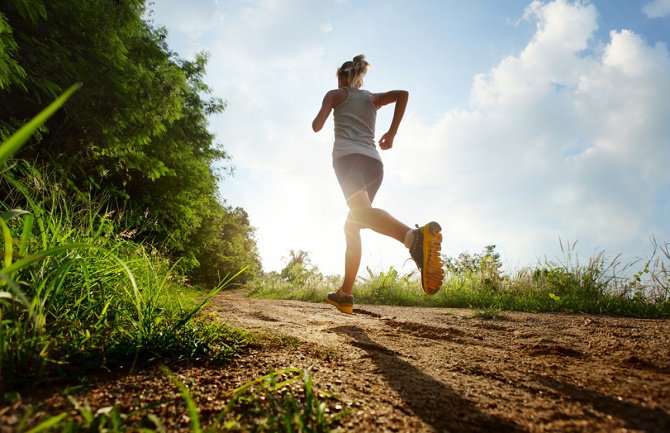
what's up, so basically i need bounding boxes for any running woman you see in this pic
[312,54,444,314]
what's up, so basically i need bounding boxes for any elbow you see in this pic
[312,121,322,133]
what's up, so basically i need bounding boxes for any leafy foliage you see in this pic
[0,0,260,285]
[444,245,503,291]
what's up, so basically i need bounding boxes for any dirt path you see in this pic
[3,290,669,432]
[209,289,670,433]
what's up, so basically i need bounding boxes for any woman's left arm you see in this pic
[312,90,336,132]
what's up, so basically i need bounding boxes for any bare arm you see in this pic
[374,90,409,150]
[312,90,336,132]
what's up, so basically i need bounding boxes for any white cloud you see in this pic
[643,0,670,18]
[147,0,224,43]
[385,0,670,270]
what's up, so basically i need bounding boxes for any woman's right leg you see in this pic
[340,189,411,296]
[346,189,411,244]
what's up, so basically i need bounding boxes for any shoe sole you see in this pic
[420,221,444,295]
[327,298,353,314]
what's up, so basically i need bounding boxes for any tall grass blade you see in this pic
[162,366,202,433]
[0,217,13,268]
[170,265,249,334]
[0,210,31,267]
[0,209,30,221]
[1,243,90,275]
[19,214,34,255]
[0,273,41,329]
[1,170,48,249]
[106,252,141,319]
[0,83,81,167]
[24,413,68,433]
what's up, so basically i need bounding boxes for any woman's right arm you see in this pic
[375,90,409,150]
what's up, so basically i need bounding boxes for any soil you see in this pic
[2,289,669,432]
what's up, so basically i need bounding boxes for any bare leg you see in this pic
[338,190,411,295]
[347,189,411,243]
[340,215,362,295]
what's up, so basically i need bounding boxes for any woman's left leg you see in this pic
[339,214,362,295]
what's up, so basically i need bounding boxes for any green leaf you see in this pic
[19,213,34,255]
[24,413,68,433]
[0,209,30,222]
[0,217,13,268]
[1,243,90,274]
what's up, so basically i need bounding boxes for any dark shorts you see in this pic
[333,154,384,203]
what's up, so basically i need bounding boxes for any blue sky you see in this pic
[147,0,670,276]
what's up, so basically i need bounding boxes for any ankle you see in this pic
[403,229,416,249]
[338,288,353,297]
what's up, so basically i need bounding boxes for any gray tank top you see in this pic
[332,88,381,162]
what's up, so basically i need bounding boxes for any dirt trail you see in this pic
[210,289,670,433]
[3,290,669,433]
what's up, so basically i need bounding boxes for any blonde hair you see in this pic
[337,54,370,88]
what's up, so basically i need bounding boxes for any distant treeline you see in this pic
[0,0,261,286]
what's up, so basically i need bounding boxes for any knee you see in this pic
[348,207,370,224]
[344,220,361,239]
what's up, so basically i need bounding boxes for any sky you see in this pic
[146,0,670,277]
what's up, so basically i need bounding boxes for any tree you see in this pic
[187,203,261,287]
[281,250,318,286]
[0,0,261,286]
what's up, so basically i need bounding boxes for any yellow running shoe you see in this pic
[327,290,354,314]
[409,221,445,295]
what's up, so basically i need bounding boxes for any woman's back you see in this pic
[333,87,380,162]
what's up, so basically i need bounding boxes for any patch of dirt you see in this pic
[211,290,670,432]
[3,289,669,432]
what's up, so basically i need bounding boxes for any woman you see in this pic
[312,55,444,314]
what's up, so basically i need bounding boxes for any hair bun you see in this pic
[337,54,370,87]
[353,54,366,64]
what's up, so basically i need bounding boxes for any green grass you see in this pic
[0,165,249,389]
[250,244,670,318]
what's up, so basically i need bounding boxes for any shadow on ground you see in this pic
[331,325,525,433]
[537,376,670,433]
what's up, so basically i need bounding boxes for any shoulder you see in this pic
[324,88,348,108]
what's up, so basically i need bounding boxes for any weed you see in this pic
[471,307,504,320]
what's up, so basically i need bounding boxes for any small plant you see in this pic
[205,367,342,432]
[471,307,504,320]
[355,266,418,305]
